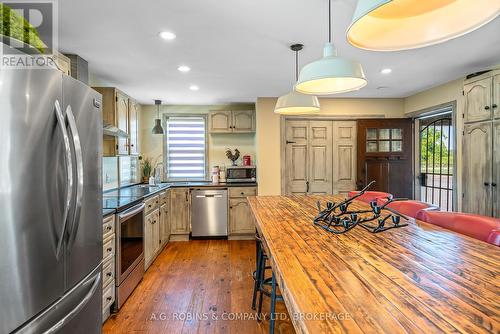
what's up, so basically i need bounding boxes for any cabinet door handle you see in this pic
[306,181,310,193]
[492,183,497,187]
[106,297,112,301]
[106,226,112,231]
[107,247,112,252]
[485,106,490,110]
[106,272,112,277]
[493,104,498,109]
[286,140,296,144]
[484,182,490,186]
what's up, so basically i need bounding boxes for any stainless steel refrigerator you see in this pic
[0,68,103,333]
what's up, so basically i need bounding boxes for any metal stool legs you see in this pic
[270,271,278,334]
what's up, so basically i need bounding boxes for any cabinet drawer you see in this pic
[103,235,115,261]
[229,187,257,198]
[102,280,115,311]
[103,215,115,240]
[160,191,170,206]
[144,195,160,214]
[102,256,115,288]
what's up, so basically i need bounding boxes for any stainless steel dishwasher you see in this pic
[191,189,228,237]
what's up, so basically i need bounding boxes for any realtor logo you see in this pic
[0,0,58,69]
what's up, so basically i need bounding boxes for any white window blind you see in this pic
[165,116,207,180]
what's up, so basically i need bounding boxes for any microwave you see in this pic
[226,166,256,183]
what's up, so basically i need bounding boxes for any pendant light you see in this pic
[347,0,500,51]
[274,44,320,115]
[295,0,367,95]
[152,99,164,135]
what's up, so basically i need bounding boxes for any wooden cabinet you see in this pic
[102,214,115,322]
[228,186,257,237]
[209,110,255,133]
[462,70,500,217]
[232,110,255,132]
[53,51,71,75]
[160,203,170,247]
[128,99,140,155]
[144,209,160,269]
[464,77,492,123]
[93,87,140,156]
[229,198,255,235]
[170,188,190,235]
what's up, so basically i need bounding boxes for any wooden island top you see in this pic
[247,195,500,334]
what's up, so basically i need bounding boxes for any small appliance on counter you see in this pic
[226,165,256,183]
[243,155,252,166]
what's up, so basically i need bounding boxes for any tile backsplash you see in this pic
[102,156,139,191]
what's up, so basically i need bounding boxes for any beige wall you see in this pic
[139,104,256,179]
[256,97,406,195]
[403,79,464,210]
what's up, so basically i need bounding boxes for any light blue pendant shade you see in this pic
[295,43,367,95]
[347,0,500,51]
[274,90,320,114]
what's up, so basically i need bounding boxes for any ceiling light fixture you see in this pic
[189,85,199,91]
[274,44,320,115]
[380,68,392,74]
[159,31,176,40]
[152,100,164,135]
[295,0,367,95]
[177,65,191,72]
[347,0,500,51]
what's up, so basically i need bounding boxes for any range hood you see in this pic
[103,123,128,138]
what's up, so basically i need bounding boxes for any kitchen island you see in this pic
[248,195,500,334]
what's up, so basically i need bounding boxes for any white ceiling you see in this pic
[58,0,500,105]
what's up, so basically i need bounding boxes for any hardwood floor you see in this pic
[103,240,295,334]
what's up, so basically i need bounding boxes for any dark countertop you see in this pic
[103,208,116,217]
[103,181,257,212]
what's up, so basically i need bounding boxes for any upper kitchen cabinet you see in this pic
[209,110,255,133]
[494,74,500,119]
[93,87,140,156]
[128,99,140,155]
[463,75,493,123]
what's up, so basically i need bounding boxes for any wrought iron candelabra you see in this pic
[313,181,409,234]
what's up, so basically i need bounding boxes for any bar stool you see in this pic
[252,232,284,333]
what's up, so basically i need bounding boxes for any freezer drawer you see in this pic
[191,189,228,237]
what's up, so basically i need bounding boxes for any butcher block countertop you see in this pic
[247,195,500,334]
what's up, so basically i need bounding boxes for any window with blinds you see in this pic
[165,116,207,180]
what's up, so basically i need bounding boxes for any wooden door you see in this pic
[462,122,492,216]
[159,204,170,246]
[308,121,333,194]
[357,119,413,198]
[229,199,255,234]
[151,210,160,255]
[128,99,139,155]
[464,77,492,123]
[232,110,255,133]
[209,111,232,133]
[493,120,499,217]
[116,91,129,155]
[332,121,357,195]
[170,188,190,234]
[144,212,154,267]
[493,74,500,119]
[284,120,309,194]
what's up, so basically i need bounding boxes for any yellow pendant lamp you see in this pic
[347,0,500,51]
[295,0,367,95]
[274,44,320,114]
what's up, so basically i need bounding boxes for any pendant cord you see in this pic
[295,50,299,81]
[328,0,332,44]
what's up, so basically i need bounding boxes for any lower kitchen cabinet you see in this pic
[160,203,171,247]
[170,188,190,238]
[144,209,160,269]
[102,214,115,323]
[229,198,255,235]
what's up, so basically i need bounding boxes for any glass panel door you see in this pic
[418,111,454,211]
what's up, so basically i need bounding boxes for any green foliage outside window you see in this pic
[420,128,453,174]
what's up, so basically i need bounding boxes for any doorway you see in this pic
[415,105,456,211]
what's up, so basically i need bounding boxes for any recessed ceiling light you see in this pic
[159,31,176,40]
[377,86,389,90]
[380,68,392,74]
[189,85,199,91]
[178,65,191,72]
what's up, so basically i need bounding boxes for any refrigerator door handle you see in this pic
[54,100,73,260]
[65,104,84,249]
[43,272,101,334]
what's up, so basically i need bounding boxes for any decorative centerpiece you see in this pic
[313,181,408,234]
[225,148,240,166]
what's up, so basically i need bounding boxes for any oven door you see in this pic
[116,203,145,284]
